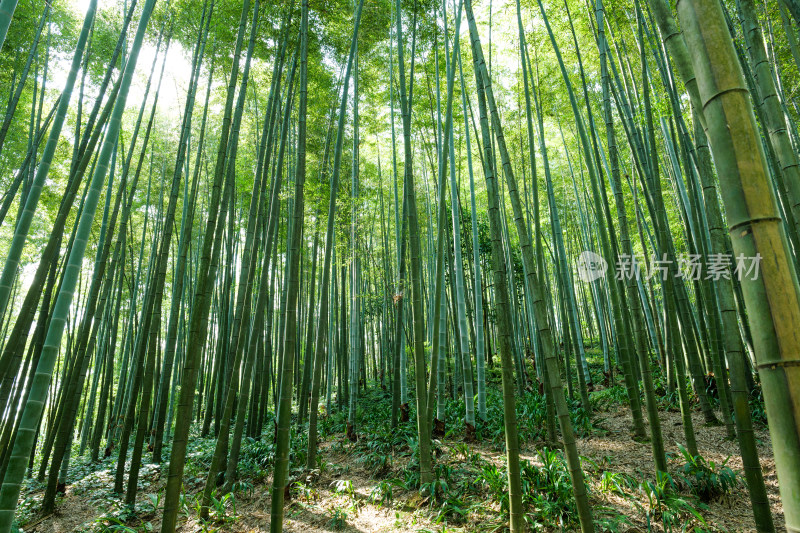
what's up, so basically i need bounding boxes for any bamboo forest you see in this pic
[1,0,800,530]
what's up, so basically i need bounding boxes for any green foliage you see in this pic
[9,495,39,529]
[231,415,310,483]
[91,502,156,533]
[458,388,593,447]
[354,434,393,476]
[432,492,470,525]
[675,444,738,503]
[590,384,629,411]
[469,448,582,530]
[330,479,355,499]
[638,471,709,532]
[520,449,579,529]
[93,515,150,533]
[598,471,637,496]
[327,506,348,530]
[291,481,319,503]
[652,370,687,412]
[658,390,683,412]
[368,479,400,507]
[13,385,733,533]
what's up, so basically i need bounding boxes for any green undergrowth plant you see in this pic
[9,494,40,530]
[675,444,738,503]
[637,471,709,532]
[290,481,319,503]
[193,490,237,527]
[598,471,638,496]
[305,386,622,529]
[91,516,151,533]
[90,508,152,533]
[368,478,407,507]
[232,415,308,483]
[465,448,585,530]
[658,389,683,412]
[83,490,168,533]
[331,478,355,499]
[327,506,348,530]
[462,389,594,448]
[652,370,699,412]
[591,384,629,411]
[591,465,714,533]
[521,448,579,529]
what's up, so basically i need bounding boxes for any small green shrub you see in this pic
[327,506,348,530]
[637,470,709,532]
[676,444,738,502]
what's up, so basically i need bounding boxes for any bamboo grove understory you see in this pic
[0,0,798,531]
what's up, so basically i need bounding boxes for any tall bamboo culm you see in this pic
[678,1,800,530]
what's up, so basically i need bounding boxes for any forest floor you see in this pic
[14,372,784,533]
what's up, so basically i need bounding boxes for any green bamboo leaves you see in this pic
[0,0,93,322]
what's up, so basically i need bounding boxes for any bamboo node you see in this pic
[756,358,800,370]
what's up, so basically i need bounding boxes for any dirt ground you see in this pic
[17,405,783,533]
[571,407,783,532]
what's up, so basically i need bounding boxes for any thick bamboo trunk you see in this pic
[678,1,800,529]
